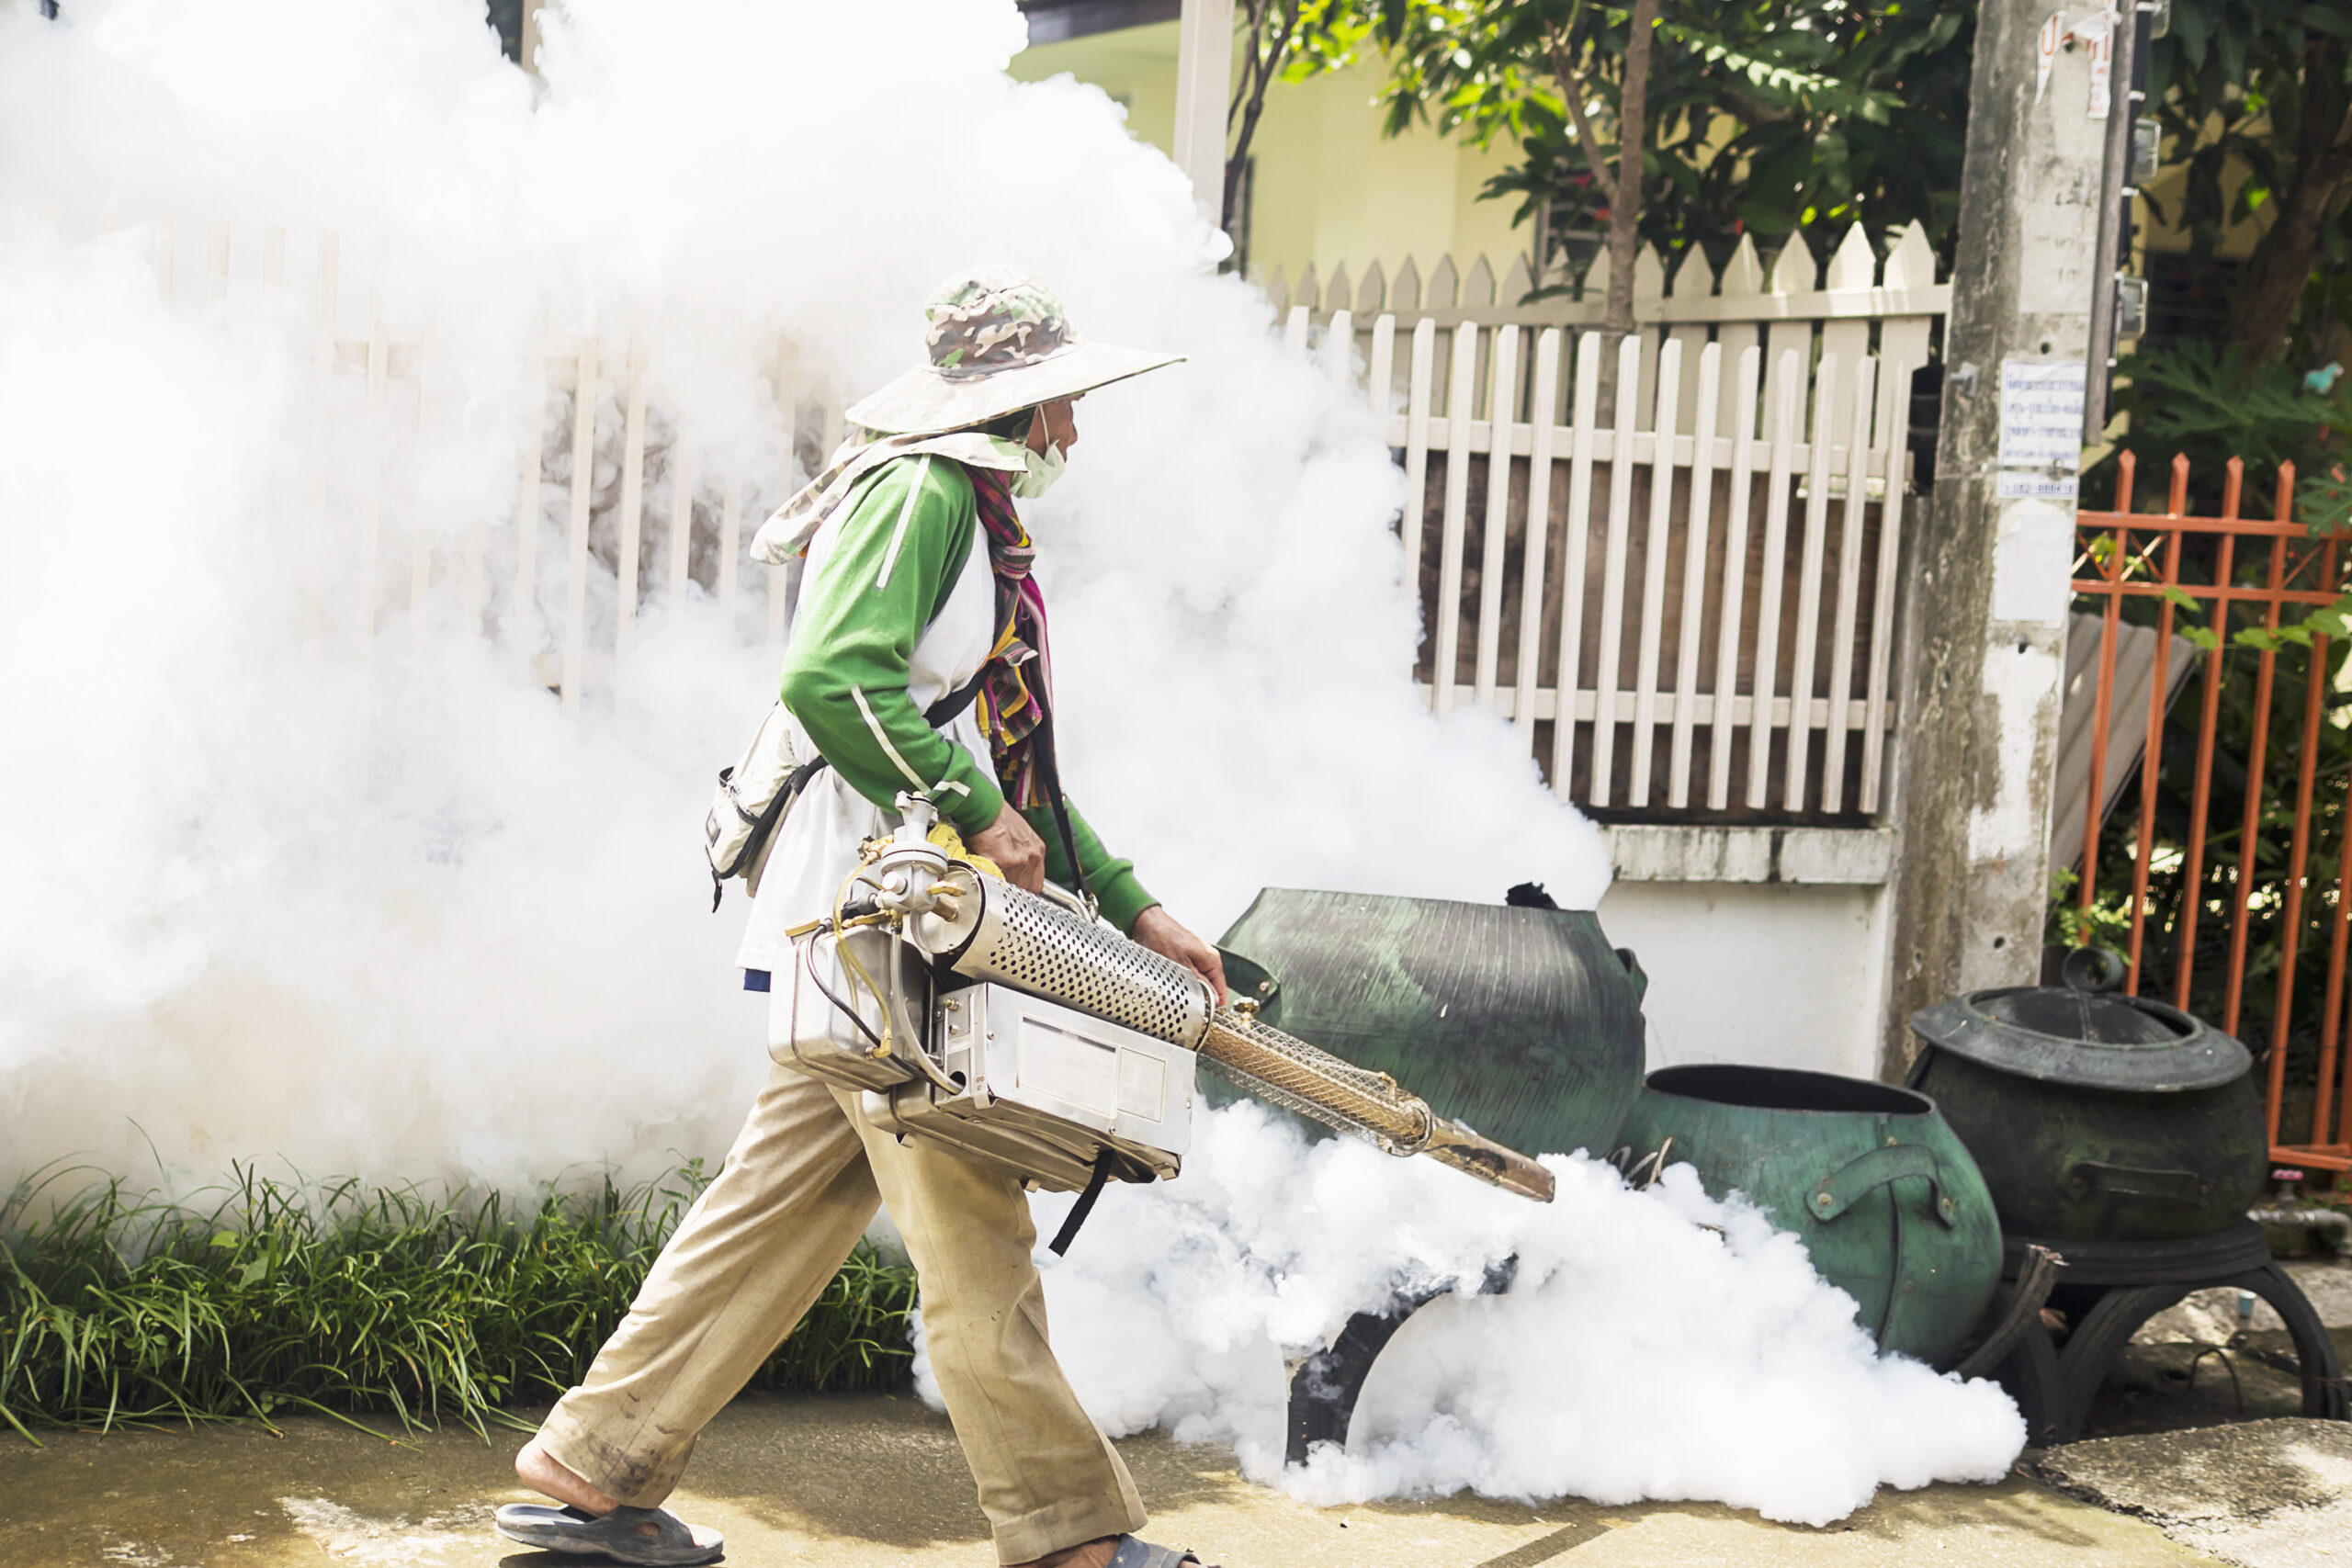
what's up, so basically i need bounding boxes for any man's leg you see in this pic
[527,1060,880,1507]
[835,1086,1147,1566]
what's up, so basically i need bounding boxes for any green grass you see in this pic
[0,1162,918,1445]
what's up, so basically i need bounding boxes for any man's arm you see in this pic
[776,456,1003,838]
[779,455,1225,998]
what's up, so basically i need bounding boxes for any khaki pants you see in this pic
[538,1057,1147,1564]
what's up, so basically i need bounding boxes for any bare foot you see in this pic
[1018,1536,1121,1568]
[514,1435,620,1517]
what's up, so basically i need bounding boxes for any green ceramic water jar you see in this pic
[1615,1064,2003,1363]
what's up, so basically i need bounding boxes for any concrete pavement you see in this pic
[16,1257,2352,1563]
[1,1393,2218,1568]
[2036,1418,2352,1568]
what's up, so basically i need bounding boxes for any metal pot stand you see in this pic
[1283,1235,2345,1461]
[1907,956,2345,1440]
[1279,1240,2075,1461]
[1282,1259,1517,1465]
[1280,1169,2044,1463]
[1993,1221,2347,1443]
[1972,1276,2070,1446]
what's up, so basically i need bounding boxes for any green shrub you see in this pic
[0,1162,917,1443]
[2090,343,2352,518]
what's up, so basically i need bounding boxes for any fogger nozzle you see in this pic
[1194,1009,1556,1204]
[902,857,1555,1203]
[1416,1117,1559,1204]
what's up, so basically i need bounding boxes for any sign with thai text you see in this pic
[1997,358,2086,499]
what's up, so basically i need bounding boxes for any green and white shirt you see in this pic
[733,455,1154,979]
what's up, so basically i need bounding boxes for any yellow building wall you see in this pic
[2137,164,2265,262]
[1014,20,1188,153]
[1011,25,1533,297]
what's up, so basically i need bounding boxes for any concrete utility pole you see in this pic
[1881,0,2121,1071]
[1171,0,1236,225]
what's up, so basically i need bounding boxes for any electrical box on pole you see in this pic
[2082,0,2166,442]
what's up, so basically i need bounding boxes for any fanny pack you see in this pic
[705,672,990,911]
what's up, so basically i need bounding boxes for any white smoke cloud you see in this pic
[0,0,1610,1188]
[1004,1106,2027,1529]
[0,0,2020,1524]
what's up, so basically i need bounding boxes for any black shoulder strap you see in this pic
[1048,1151,1114,1255]
[922,669,990,729]
[1028,689,1092,912]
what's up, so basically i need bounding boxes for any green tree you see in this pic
[1355,0,1972,293]
[1225,1,1384,234]
[1233,0,2345,371]
[2144,0,2352,367]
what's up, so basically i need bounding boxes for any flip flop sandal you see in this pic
[492,1502,724,1565]
[1106,1536,1216,1568]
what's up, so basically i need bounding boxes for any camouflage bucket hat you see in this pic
[842,265,1183,436]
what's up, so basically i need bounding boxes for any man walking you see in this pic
[494,267,1223,1568]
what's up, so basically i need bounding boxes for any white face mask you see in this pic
[1012,409,1068,498]
[1013,439,1065,498]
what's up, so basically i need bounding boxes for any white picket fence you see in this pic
[1272,220,1948,819]
[6,209,833,717]
[25,207,1943,822]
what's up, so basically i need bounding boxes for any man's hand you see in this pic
[1130,906,1227,1004]
[967,804,1046,892]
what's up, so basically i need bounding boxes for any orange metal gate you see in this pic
[2071,452,2352,1173]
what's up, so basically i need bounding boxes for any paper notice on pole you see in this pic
[1997,358,2086,498]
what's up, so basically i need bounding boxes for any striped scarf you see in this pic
[966,465,1054,809]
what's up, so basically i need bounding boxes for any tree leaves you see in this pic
[2147,1,2351,291]
[1658,19,1902,122]
[1312,0,1973,274]
[2096,341,2352,513]
[1259,0,2342,359]
[2303,464,2352,536]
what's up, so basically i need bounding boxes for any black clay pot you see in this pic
[1908,952,2267,1242]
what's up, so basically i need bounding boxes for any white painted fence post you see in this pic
[512,329,546,660]
[1589,333,1642,807]
[1516,328,1564,742]
[560,335,599,716]
[1554,333,1602,798]
[1431,322,1479,716]
[1629,337,1682,806]
[616,338,649,672]
[1473,322,1519,711]
[1668,342,1722,807]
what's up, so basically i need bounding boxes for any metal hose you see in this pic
[1195,1012,1431,1148]
[1196,1010,1556,1203]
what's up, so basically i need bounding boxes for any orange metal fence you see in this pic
[2072,452,2352,1172]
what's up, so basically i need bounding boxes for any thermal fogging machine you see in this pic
[785,795,1555,1211]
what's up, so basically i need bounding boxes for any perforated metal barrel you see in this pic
[911,874,1214,1047]
[1216,890,1648,1159]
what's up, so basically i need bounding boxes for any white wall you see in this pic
[1597,880,1895,1082]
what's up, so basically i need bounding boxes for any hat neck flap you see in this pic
[750,429,1028,566]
